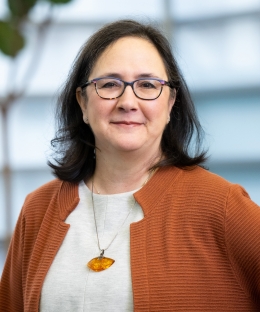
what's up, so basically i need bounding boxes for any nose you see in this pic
[116,84,138,111]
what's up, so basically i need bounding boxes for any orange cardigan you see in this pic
[1,166,260,311]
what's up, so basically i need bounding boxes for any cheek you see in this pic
[144,100,169,122]
[87,98,116,122]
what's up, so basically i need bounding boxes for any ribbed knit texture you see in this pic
[1,166,260,311]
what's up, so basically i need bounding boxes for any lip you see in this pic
[111,121,143,126]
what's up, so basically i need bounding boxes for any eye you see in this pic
[137,80,158,89]
[98,79,121,89]
[102,82,117,88]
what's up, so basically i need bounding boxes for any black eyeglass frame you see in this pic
[80,77,173,100]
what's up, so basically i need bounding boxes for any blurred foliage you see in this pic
[0,0,73,57]
[8,0,38,17]
[0,20,25,57]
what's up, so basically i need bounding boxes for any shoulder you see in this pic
[178,165,231,186]
[23,179,63,208]
[157,166,258,210]
[21,179,79,221]
[156,165,233,195]
[142,165,254,211]
[176,166,255,202]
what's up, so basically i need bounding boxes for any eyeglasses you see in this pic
[80,77,173,100]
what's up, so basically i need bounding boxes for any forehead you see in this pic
[89,36,167,79]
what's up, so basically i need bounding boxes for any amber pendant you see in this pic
[87,250,115,272]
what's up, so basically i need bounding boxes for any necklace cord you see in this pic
[90,169,155,255]
[91,180,136,254]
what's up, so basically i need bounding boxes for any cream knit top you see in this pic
[40,181,144,311]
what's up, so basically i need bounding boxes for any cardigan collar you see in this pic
[134,166,181,216]
[57,166,181,221]
[58,180,80,221]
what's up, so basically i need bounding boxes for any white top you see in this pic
[40,181,144,312]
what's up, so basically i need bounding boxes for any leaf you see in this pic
[46,0,72,4]
[7,0,38,17]
[0,20,25,57]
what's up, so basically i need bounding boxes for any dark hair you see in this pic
[48,19,207,182]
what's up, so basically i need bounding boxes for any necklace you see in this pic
[87,170,155,272]
[87,181,136,272]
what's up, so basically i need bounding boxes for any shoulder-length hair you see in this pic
[48,19,207,183]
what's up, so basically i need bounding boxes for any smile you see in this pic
[111,121,143,126]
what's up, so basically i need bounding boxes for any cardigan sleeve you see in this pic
[0,206,25,312]
[0,179,75,312]
[225,184,260,305]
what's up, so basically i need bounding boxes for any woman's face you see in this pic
[77,36,175,157]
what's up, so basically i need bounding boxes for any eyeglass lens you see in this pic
[95,78,163,100]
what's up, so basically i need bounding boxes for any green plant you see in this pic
[0,0,72,57]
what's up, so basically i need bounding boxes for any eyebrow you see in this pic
[97,73,160,79]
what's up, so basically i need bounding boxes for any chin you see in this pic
[116,144,144,153]
[111,140,145,152]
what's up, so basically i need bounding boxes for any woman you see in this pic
[1,19,260,311]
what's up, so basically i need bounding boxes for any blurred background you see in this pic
[0,0,260,274]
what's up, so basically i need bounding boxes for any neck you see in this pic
[86,148,161,195]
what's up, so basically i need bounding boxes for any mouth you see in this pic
[111,121,143,126]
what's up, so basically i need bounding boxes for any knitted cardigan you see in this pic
[1,166,260,311]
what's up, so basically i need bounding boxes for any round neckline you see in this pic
[80,180,140,198]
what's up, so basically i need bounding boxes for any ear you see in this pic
[168,88,176,115]
[76,87,88,120]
